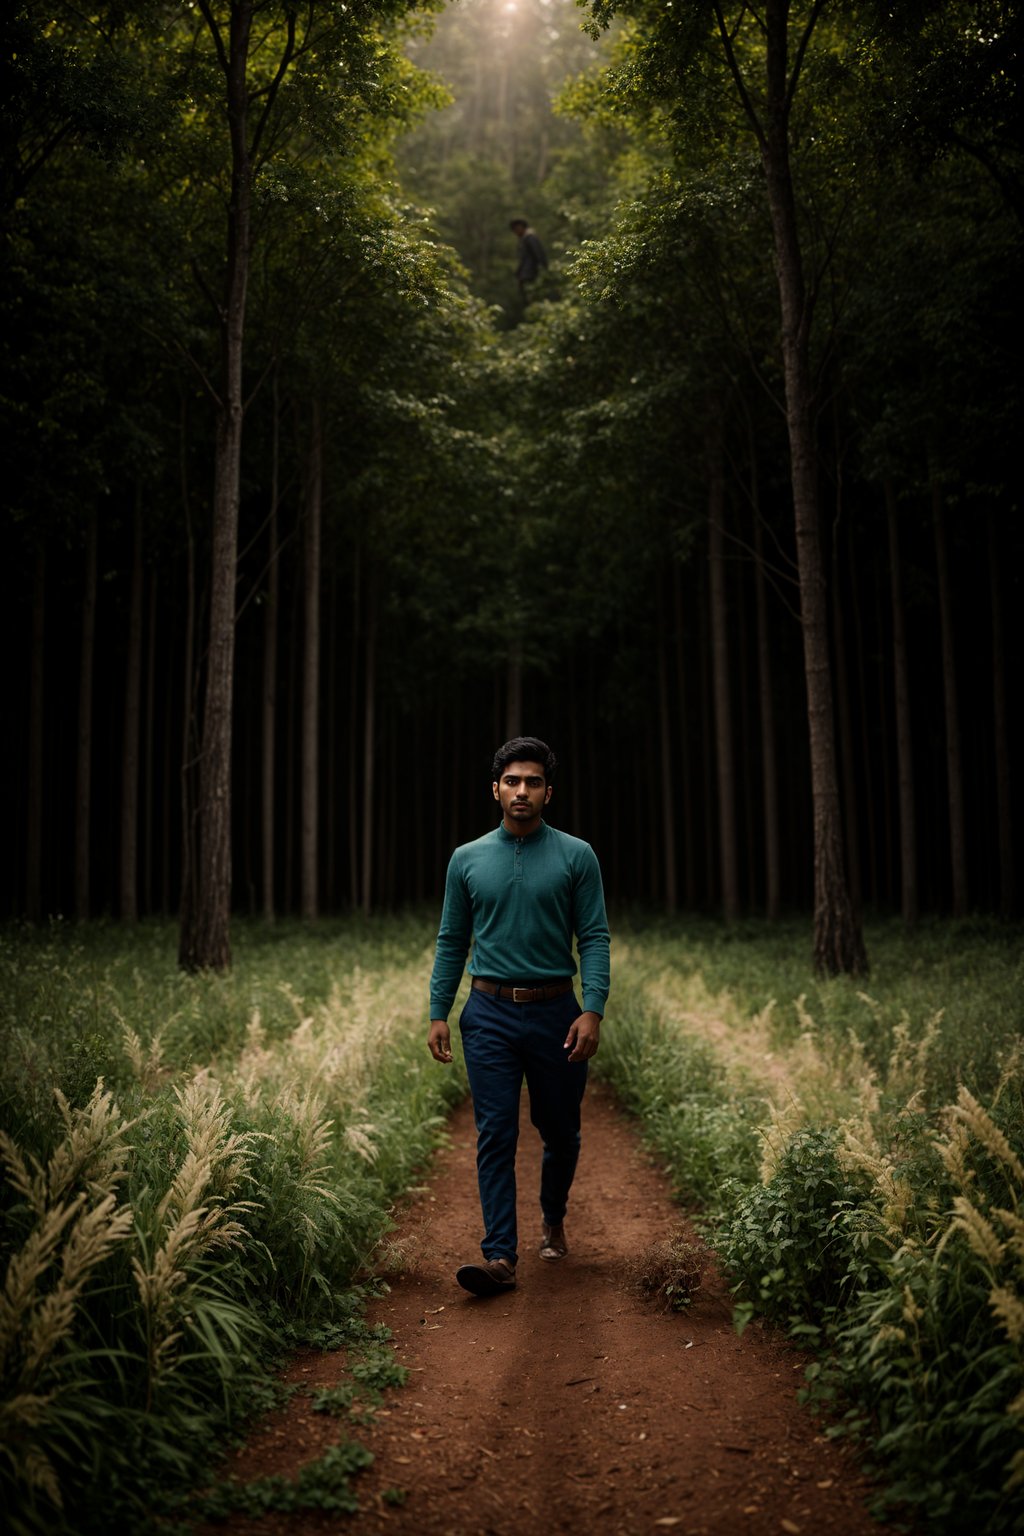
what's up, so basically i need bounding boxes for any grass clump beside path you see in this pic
[0,914,463,1536]
[598,915,1024,1534]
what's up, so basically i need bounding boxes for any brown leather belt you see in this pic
[471,977,574,1004]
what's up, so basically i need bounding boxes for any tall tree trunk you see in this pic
[178,398,199,952]
[144,569,158,915]
[121,497,144,923]
[885,480,917,928]
[932,482,967,916]
[75,510,98,921]
[361,581,377,916]
[988,511,1014,917]
[326,568,338,910]
[181,0,256,970]
[708,423,739,922]
[752,493,781,920]
[262,368,280,921]
[657,578,677,912]
[849,527,879,908]
[26,543,46,922]
[759,2,865,971]
[831,455,861,918]
[348,547,360,910]
[672,567,697,908]
[301,397,322,922]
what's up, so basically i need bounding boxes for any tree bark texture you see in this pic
[988,511,1014,918]
[261,369,280,921]
[120,498,143,923]
[932,483,967,916]
[361,580,377,916]
[885,480,918,928]
[760,2,865,973]
[75,509,97,921]
[301,397,322,921]
[752,492,781,920]
[708,422,739,922]
[181,0,255,969]
[27,543,46,923]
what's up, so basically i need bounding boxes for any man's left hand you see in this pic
[564,1011,601,1063]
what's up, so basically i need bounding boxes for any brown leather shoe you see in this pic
[456,1257,517,1296]
[539,1222,568,1261]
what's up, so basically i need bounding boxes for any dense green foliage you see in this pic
[4,0,1020,937]
[599,918,1024,1530]
[0,916,466,1533]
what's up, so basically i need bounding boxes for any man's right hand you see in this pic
[427,1019,452,1063]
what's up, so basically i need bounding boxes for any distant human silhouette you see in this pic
[509,218,547,297]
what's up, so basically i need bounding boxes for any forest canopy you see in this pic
[2,0,1021,965]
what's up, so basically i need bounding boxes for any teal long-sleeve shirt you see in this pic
[428,820,610,1021]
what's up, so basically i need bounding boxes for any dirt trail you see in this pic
[210,1083,885,1536]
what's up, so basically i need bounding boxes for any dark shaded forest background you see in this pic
[2,0,1021,940]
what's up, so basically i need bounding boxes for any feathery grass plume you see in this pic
[989,1285,1024,1345]
[1,1151,134,1517]
[837,1126,912,1239]
[887,1007,943,1101]
[757,1095,804,1182]
[344,1122,379,1163]
[950,1194,1006,1270]
[119,1016,167,1095]
[993,1207,1024,1263]
[936,1116,975,1188]
[994,1037,1024,1108]
[951,1086,1024,1187]
[0,1082,134,1218]
[162,1075,258,1215]
[133,1081,258,1403]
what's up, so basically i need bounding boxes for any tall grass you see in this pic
[0,914,464,1535]
[597,916,1024,1532]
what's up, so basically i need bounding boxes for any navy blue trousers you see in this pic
[458,986,588,1264]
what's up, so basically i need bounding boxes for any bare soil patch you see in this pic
[204,1081,885,1535]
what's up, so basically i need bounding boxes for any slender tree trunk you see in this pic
[832,467,861,917]
[698,576,715,907]
[262,369,280,921]
[75,510,98,921]
[932,482,967,916]
[178,400,199,949]
[885,479,917,928]
[181,0,255,970]
[326,569,338,909]
[849,527,879,907]
[121,497,144,923]
[672,567,696,908]
[361,581,377,916]
[144,569,157,915]
[708,423,739,922]
[752,493,781,920]
[988,511,1014,917]
[301,397,322,922]
[26,544,46,922]
[348,547,360,910]
[757,2,864,971]
[657,618,677,912]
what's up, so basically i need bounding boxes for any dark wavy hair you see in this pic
[491,736,557,784]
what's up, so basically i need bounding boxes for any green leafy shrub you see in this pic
[718,1128,875,1328]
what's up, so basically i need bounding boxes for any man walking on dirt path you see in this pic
[427,736,610,1298]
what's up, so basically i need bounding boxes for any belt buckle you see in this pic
[512,986,532,1003]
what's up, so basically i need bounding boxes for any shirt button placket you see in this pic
[513,839,523,883]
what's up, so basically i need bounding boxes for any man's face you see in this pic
[493,760,552,826]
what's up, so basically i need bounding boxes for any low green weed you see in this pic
[195,1440,374,1518]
